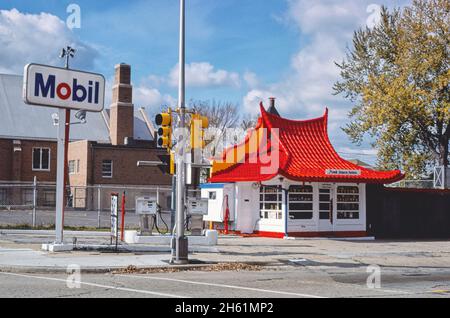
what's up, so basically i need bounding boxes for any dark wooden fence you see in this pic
[366,185,450,239]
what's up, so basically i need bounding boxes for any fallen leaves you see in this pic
[112,263,263,275]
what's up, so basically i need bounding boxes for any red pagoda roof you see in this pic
[209,103,404,184]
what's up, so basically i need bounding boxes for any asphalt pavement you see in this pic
[1,231,450,298]
[1,266,449,298]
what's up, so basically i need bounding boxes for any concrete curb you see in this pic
[72,244,220,253]
[0,261,281,274]
[39,243,220,253]
[0,264,211,274]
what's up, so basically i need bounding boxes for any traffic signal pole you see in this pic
[173,0,189,264]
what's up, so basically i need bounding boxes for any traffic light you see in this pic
[170,151,175,175]
[190,114,209,149]
[156,153,175,175]
[155,109,172,149]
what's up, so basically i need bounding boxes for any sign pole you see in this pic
[23,59,106,250]
[62,48,72,225]
[55,107,66,244]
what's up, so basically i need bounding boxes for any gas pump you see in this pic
[187,197,208,236]
[135,196,157,236]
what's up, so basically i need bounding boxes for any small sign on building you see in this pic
[326,169,362,176]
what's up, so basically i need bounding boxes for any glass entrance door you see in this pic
[318,186,333,232]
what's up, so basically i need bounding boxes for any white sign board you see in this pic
[23,63,105,112]
[135,197,157,215]
[326,169,362,176]
[187,198,209,216]
[111,194,119,238]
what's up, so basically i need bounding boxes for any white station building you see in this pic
[202,102,403,238]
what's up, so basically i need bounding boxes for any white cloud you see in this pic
[336,146,379,164]
[243,1,378,118]
[133,85,176,112]
[243,89,275,115]
[338,147,378,156]
[240,0,411,154]
[286,0,366,35]
[0,8,98,75]
[243,71,260,89]
[243,0,401,142]
[104,76,175,114]
[104,77,114,107]
[169,62,240,88]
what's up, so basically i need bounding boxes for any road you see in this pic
[1,265,449,298]
[1,232,449,298]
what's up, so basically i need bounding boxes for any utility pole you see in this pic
[173,0,188,264]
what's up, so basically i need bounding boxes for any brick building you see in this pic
[0,64,171,209]
[67,64,172,209]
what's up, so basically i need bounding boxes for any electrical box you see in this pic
[187,198,209,215]
[135,196,157,215]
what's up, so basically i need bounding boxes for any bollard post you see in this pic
[32,176,37,228]
[97,186,101,228]
[156,187,160,229]
[120,191,126,241]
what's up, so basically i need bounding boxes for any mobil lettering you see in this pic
[34,72,100,104]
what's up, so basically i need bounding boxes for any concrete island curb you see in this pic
[41,243,220,254]
[0,261,282,274]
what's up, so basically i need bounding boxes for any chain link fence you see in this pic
[0,182,174,229]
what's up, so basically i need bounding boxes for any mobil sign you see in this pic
[23,63,105,112]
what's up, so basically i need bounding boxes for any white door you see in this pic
[318,186,333,232]
[237,185,255,234]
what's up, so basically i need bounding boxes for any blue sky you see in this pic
[0,0,409,163]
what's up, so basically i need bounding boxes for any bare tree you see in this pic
[188,100,239,157]
[240,113,259,131]
[189,99,240,130]
[189,100,262,158]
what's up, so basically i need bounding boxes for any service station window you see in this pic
[209,191,217,200]
[288,185,313,220]
[260,186,282,220]
[102,160,113,178]
[32,148,50,171]
[337,186,360,219]
[68,160,76,174]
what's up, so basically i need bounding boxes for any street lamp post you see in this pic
[173,0,189,264]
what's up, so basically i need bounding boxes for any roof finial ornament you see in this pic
[268,97,280,117]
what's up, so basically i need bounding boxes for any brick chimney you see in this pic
[109,63,134,146]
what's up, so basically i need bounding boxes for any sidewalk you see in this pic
[1,230,450,273]
[0,247,171,273]
[0,229,220,273]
